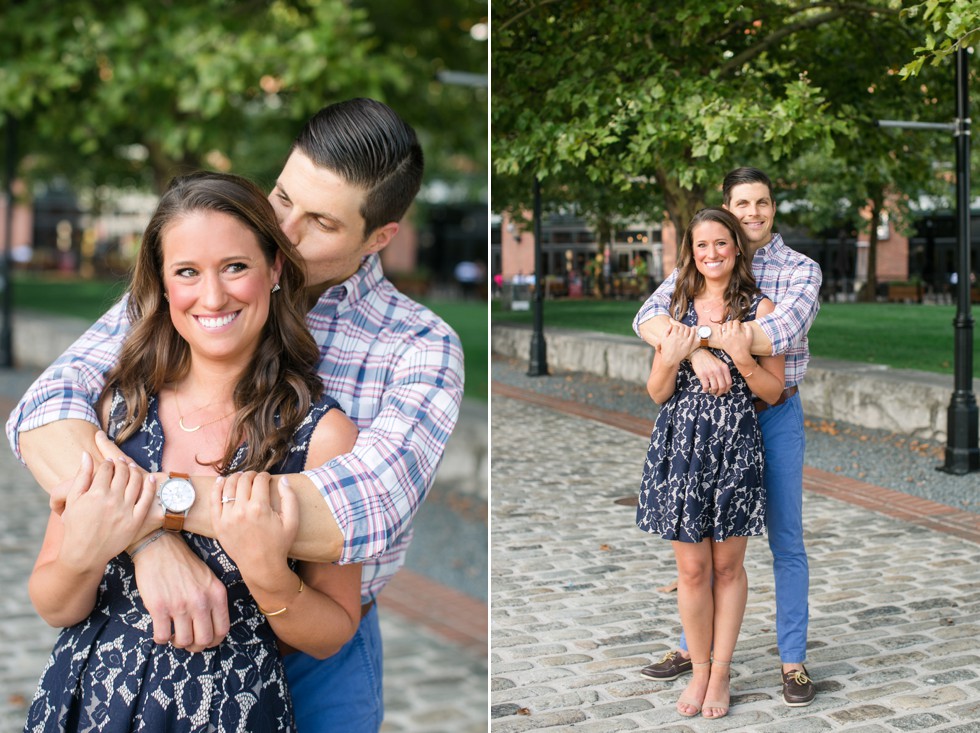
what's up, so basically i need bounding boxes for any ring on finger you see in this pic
[221,496,236,504]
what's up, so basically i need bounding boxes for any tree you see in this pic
[491,1,895,232]
[900,0,980,77]
[0,0,487,195]
[770,8,955,300]
[355,0,488,198]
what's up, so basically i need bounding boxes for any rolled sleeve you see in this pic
[302,333,464,564]
[632,269,679,336]
[755,261,822,356]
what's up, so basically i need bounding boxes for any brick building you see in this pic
[491,206,980,302]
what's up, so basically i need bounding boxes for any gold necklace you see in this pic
[695,298,725,317]
[173,387,236,433]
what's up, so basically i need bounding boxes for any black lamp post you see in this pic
[1,113,17,368]
[528,175,548,376]
[943,48,979,473]
[879,46,978,474]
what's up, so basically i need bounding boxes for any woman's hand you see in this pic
[211,472,299,587]
[59,453,155,571]
[715,320,754,364]
[658,320,698,366]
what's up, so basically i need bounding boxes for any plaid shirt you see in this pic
[6,254,465,603]
[633,233,822,387]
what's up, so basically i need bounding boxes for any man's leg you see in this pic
[758,394,808,665]
[642,568,708,678]
[284,605,384,732]
[759,394,815,706]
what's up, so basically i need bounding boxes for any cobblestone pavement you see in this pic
[491,393,980,732]
[0,370,487,733]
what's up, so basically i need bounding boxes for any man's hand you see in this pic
[131,533,230,651]
[690,348,733,396]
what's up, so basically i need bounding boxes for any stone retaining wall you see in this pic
[493,323,958,444]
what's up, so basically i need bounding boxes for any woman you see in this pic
[636,207,785,719]
[25,172,361,732]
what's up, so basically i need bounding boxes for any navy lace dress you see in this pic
[24,392,341,733]
[637,297,766,543]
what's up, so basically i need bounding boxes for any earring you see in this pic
[164,292,169,302]
[272,283,281,293]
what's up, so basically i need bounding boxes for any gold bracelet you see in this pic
[257,576,305,617]
[743,370,754,378]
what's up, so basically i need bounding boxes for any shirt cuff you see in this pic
[757,315,783,356]
[301,464,380,565]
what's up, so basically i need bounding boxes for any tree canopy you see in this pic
[900,0,980,76]
[491,0,960,243]
[1,0,487,198]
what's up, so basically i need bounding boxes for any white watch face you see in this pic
[698,326,711,339]
[159,477,195,513]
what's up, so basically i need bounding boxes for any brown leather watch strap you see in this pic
[162,512,186,532]
[162,472,192,532]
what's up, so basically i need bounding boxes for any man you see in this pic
[7,98,465,731]
[632,167,821,707]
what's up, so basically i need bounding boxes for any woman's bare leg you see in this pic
[672,539,713,715]
[703,536,748,719]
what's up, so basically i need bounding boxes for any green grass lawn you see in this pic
[12,273,488,402]
[11,272,130,321]
[492,298,980,378]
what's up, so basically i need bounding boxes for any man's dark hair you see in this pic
[292,98,424,237]
[722,167,773,206]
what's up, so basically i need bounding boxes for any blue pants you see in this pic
[680,393,809,663]
[284,605,384,733]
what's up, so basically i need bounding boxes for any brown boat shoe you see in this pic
[782,665,816,707]
[641,650,694,681]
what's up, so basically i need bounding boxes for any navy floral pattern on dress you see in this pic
[637,296,766,543]
[24,392,341,733]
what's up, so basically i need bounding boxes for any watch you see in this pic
[158,472,195,532]
[697,325,712,349]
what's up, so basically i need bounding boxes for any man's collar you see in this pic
[347,253,384,304]
[752,232,783,257]
[309,253,383,312]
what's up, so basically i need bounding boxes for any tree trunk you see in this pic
[145,140,201,194]
[860,194,883,303]
[596,216,612,298]
[655,170,706,240]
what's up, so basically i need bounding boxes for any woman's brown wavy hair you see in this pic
[669,207,760,324]
[100,171,323,473]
